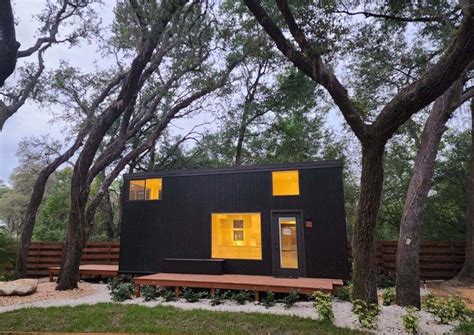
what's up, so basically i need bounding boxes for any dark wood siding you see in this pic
[119,161,349,279]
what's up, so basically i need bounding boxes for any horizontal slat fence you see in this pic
[347,240,465,280]
[27,240,464,280]
[27,241,120,277]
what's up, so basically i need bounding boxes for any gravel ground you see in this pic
[0,284,458,334]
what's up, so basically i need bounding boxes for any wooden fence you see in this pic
[27,240,464,280]
[27,241,120,277]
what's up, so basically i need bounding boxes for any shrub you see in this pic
[162,289,176,302]
[402,307,419,334]
[377,272,395,288]
[352,299,380,329]
[210,289,233,306]
[313,291,334,320]
[261,291,276,309]
[382,287,395,306]
[107,276,135,302]
[0,230,16,279]
[181,287,208,303]
[423,294,470,324]
[334,283,352,302]
[232,290,252,305]
[141,285,158,302]
[283,290,300,309]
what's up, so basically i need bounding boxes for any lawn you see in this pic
[0,303,361,334]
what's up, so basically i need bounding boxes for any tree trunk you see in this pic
[0,0,20,88]
[396,80,463,307]
[102,190,116,239]
[235,122,246,166]
[457,98,474,279]
[352,142,385,303]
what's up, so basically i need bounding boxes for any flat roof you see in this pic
[123,160,343,179]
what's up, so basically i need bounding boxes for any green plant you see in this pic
[352,299,380,329]
[0,230,16,279]
[162,289,176,302]
[313,291,334,320]
[402,307,419,334]
[141,285,157,302]
[283,290,300,309]
[382,287,395,306]
[181,287,208,303]
[261,291,276,309]
[107,276,135,302]
[377,272,395,288]
[232,290,252,305]
[423,294,470,324]
[334,284,352,302]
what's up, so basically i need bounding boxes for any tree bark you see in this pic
[352,142,385,303]
[396,79,463,307]
[457,98,474,279]
[0,0,20,87]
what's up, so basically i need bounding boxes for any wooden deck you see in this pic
[134,273,344,300]
[48,264,119,282]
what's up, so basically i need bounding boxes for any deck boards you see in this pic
[48,264,118,281]
[134,273,343,297]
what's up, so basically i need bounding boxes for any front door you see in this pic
[271,211,305,277]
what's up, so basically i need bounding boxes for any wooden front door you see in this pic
[271,211,305,277]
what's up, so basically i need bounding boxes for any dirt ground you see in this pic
[0,280,97,306]
[425,279,474,309]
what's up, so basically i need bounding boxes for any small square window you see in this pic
[272,170,299,196]
[128,178,162,200]
[233,230,244,241]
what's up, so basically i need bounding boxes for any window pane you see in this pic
[129,180,145,200]
[272,170,299,196]
[212,213,262,260]
[146,178,162,200]
[279,217,298,269]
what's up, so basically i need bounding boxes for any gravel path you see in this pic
[0,284,457,334]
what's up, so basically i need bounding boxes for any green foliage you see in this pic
[141,285,157,302]
[261,291,276,309]
[283,290,300,309]
[313,291,334,321]
[181,287,208,303]
[402,307,419,334]
[382,288,395,306]
[377,273,395,288]
[0,229,16,279]
[423,294,470,324]
[334,284,352,302]
[352,299,380,329]
[107,276,135,302]
[231,290,252,305]
[162,290,176,302]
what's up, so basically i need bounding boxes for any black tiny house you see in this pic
[119,160,349,280]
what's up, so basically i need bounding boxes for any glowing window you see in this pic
[128,178,162,200]
[212,213,262,260]
[272,170,299,196]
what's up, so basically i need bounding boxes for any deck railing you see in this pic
[26,240,464,280]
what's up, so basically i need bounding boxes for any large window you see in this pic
[272,170,300,196]
[128,178,162,200]
[211,213,262,260]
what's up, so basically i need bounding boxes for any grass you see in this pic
[0,303,361,334]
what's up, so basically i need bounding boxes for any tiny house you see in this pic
[119,160,349,280]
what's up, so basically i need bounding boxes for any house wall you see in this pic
[119,164,350,280]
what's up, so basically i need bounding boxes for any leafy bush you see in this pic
[382,287,395,306]
[334,283,352,302]
[210,289,233,306]
[402,307,419,334]
[261,291,276,309]
[162,289,176,302]
[283,290,300,309]
[141,285,158,302]
[352,299,380,329]
[232,290,252,305]
[313,291,334,320]
[377,272,395,288]
[181,287,208,303]
[107,276,135,302]
[423,294,470,324]
[0,230,16,279]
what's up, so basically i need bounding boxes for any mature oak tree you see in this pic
[243,0,474,302]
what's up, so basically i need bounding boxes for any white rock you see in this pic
[0,279,38,296]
